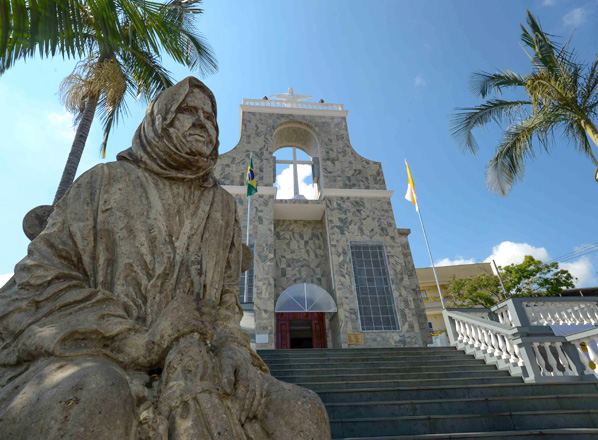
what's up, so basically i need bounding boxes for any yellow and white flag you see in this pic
[404,160,418,210]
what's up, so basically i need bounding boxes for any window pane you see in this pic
[350,242,400,331]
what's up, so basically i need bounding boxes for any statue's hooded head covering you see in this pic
[117,77,219,186]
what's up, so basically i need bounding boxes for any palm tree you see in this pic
[450,11,598,196]
[1,0,217,205]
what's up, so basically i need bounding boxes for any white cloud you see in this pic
[542,0,557,6]
[560,256,596,287]
[275,164,316,199]
[437,241,596,288]
[414,74,427,87]
[48,112,76,141]
[484,241,549,267]
[563,7,587,27]
[0,273,13,288]
[436,257,476,267]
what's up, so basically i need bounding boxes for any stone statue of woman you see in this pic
[0,77,330,440]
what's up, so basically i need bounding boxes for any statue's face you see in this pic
[168,88,217,158]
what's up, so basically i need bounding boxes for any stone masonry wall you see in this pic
[213,110,385,191]
[273,220,331,299]
[324,196,430,348]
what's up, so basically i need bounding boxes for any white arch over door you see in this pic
[275,283,337,313]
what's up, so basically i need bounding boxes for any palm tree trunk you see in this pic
[581,118,598,150]
[52,93,100,204]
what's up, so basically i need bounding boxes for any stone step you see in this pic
[264,357,487,369]
[269,363,499,376]
[259,352,472,362]
[296,375,523,392]
[325,394,598,419]
[330,409,598,438]
[258,347,458,355]
[340,428,598,439]
[274,369,511,383]
[315,382,598,404]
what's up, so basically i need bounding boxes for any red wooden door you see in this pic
[275,312,327,349]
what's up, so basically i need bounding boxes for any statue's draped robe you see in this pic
[0,78,330,440]
[0,160,268,437]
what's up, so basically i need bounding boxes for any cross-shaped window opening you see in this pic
[274,147,317,199]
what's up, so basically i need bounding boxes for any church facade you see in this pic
[213,90,431,350]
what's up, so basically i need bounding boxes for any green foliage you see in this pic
[450,10,598,196]
[446,273,503,309]
[446,256,577,308]
[0,0,218,155]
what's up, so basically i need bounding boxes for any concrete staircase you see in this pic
[258,347,598,439]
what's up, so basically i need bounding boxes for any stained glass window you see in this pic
[350,242,400,331]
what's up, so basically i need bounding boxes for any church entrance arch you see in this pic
[274,283,337,349]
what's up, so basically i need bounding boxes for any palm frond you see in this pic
[469,70,527,98]
[486,109,561,195]
[118,47,174,101]
[562,118,598,163]
[581,56,598,110]
[520,10,560,74]
[450,100,531,154]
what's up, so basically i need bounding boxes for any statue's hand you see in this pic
[217,344,263,423]
[148,295,215,356]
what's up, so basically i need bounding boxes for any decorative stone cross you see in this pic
[269,87,313,107]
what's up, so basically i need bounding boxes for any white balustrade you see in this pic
[522,300,598,326]
[242,99,344,111]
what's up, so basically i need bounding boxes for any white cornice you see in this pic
[322,188,393,199]
[222,185,278,196]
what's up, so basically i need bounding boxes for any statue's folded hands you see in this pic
[111,295,216,368]
[217,343,265,423]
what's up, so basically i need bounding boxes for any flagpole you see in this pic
[415,201,446,309]
[244,152,252,303]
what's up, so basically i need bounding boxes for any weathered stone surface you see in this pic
[22,204,54,240]
[0,77,330,439]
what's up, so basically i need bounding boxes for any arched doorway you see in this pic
[274,283,337,349]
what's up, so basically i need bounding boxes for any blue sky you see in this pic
[1,0,597,287]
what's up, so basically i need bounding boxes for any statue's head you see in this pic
[119,77,220,184]
[152,77,219,159]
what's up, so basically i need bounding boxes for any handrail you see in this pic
[443,308,593,383]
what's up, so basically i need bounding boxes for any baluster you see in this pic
[574,341,596,375]
[570,305,583,325]
[496,334,507,360]
[562,303,574,325]
[548,304,560,324]
[543,342,563,376]
[554,342,574,376]
[501,335,511,361]
[589,305,598,324]
[532,342,548,376]
[497,311,504,324]
[464,323,472,346]
[490,330,501,358]
[585,339,598,370]
[505,338,518,365]
[514,343,524,367]
[538,304,550,325]
[472,324,481,348]
[526,304,537,325]
[506,309,514,326]
[578,305,593,325]
[456,320,464,342]
[482,328,491,353]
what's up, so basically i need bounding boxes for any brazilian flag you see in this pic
[247,156,257,197]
